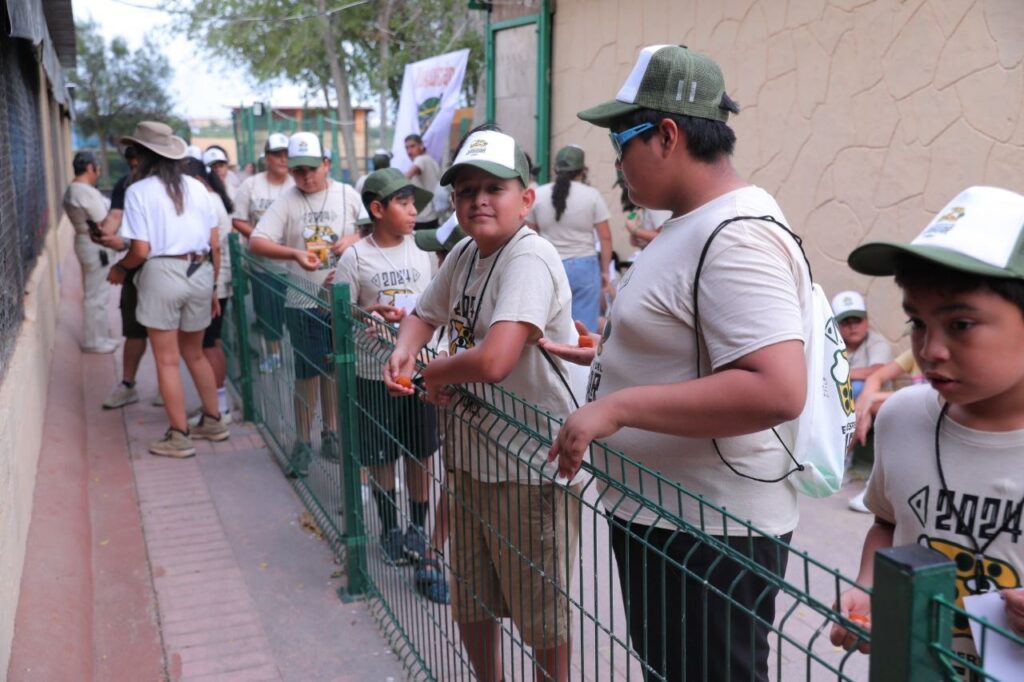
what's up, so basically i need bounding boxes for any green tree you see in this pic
[177,0,483,173]
[73,19,185,172]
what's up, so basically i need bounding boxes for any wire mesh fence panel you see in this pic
[225,239,1024,682]
[0,34,48,378]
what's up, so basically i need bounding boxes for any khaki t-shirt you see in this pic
[528,181,610,260]
[234,172,295,274]
[335,234,436,379]
[251,180,361,307]
[865,384,1024,676]
[211,193,233,299]
[411,154,441,224]
[62,181,109,235]
[847,330,892,369]
[414,226,575,482]
[589,186,811,536]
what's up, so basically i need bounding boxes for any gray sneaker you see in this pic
[103,383,139,409]
[191,413,230,442]
[380,528,408,566]
[149,429,196,458]
[287,442,312,478]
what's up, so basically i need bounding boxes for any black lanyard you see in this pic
[934,402,1024,590]
[457,229,531,337]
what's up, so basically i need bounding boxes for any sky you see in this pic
[73,0,309,120]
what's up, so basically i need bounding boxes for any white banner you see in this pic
[391,48,470,172]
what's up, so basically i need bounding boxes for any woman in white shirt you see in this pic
[108,121,230,458]
[526,145,613,332]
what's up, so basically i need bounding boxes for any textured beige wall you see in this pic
[551,0,1024,345]
[0,67,72,676]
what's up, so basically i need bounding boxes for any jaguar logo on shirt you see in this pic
[449,319,475,354]
[303,224,338,270]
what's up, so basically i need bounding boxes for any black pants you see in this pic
[609,516,791,682]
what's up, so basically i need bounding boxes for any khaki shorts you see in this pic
[448,471,581,650]
[135,257,214,332]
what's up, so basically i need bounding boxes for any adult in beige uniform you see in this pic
[403,134,441,230]
[233,133,294,372]
[108,121,230,458]
[250,132,361,475]
[63,151,118,353]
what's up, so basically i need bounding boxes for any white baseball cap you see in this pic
[849,186,1024,279]
[288,132,324,169]
[831,291,867,321]
[264,133,289,153]
[185,145,203,161]
[203,147,228,166]
[439,129,530,187]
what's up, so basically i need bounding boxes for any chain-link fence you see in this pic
[0,33,49,378]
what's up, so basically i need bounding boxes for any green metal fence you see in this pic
[224,234,1024,681]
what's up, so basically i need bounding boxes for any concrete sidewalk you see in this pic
[9,254,404,681]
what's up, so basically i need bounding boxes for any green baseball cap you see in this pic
[577,45,730,128]
[554,145,585,173]
[440,129,531,187]
[361,168,433,213]
[848,186,1024,279]
[414,215,467,253]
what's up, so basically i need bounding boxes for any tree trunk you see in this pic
[315,0,359,181]
[376,0,394,149]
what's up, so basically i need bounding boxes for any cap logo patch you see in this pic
[690,81,698,103]
[297,141,309,152]
[923,206,965,238]
[676,79,685,101]
[465,139,488,157]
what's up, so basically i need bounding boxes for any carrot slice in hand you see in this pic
[396,375,414,389]
[578,336,595,348]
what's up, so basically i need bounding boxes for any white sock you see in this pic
[217,387,228,414]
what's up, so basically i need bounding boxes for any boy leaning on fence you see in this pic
[830,186,1024,677]
[328,168,441,571]
[542,45,813,682]
[383,126,580,682]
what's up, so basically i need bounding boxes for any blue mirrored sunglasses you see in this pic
[609,122,655,158]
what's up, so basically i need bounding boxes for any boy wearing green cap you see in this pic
[543,45,813,681]
[384,125,579,682]
[332,168,440,567]
[830,186,1024,675]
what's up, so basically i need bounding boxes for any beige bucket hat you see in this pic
[120,121,187,160]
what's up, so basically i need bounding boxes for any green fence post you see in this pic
[228,233,256,422]
[869,544,956,682]
[331,282,370,599]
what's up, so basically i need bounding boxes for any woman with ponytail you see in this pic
[527,145,612,331]
[107,122,229,458]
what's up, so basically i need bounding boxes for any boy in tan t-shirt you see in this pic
[832,187,1024,677]
[385,127,579,682]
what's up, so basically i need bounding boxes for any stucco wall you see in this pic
[0,61,72,676]
[550,0,1024,344]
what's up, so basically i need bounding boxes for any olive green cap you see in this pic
[361,168,433,213]
[554,145,585,173]
[578,45,730,128]
[440,130,531,187]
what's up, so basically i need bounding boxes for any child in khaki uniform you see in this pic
[831,186,1024,677]
[385,127,580,682]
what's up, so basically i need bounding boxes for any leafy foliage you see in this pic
[73,19,187,153]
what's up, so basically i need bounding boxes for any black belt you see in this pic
[154,252,210,277]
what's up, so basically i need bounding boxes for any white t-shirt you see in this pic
[62,181,109,235]
[528,181,610,260]
[122,175,217,257]
[865,384,1024,676]
[233,172,294,225]
[414,227,575,483]
[251,180,361,307]
[847,330,893,369]
[411,154,441,223]
[210,192,233,299]
[335,234,437,379]
[589,186,811,536]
